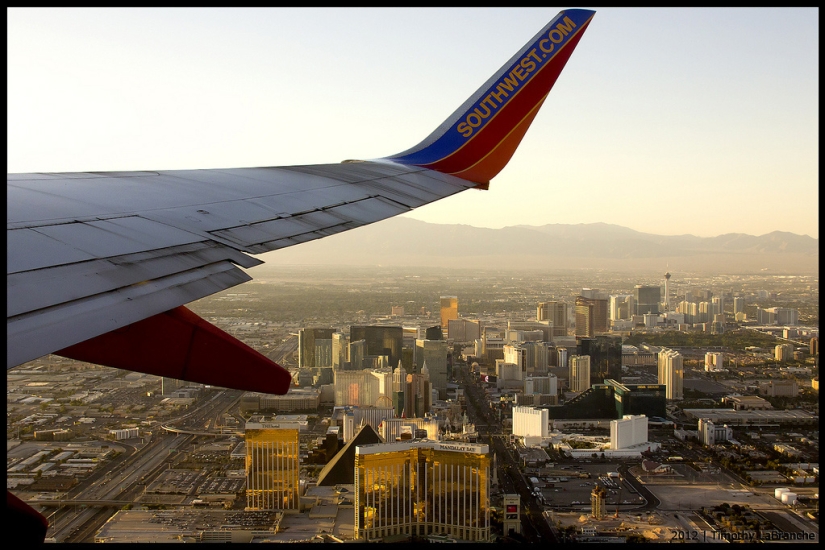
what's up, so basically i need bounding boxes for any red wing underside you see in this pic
[56,306,291,394]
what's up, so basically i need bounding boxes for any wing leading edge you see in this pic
[7,9,595,393]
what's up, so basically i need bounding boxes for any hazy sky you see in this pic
[8,8,819,239]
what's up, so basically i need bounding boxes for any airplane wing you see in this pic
[7,9,595,542]
[7,9,595,396]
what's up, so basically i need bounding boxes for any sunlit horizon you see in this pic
[8,8,818,239]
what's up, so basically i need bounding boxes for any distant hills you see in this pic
[256,218,818,275]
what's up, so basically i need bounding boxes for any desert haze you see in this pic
[256,218,818,275]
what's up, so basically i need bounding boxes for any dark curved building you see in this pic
[544,379,665,420]
[349,325,403,369]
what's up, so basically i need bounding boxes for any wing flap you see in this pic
[210,195,408,251]
[7,216,204,274]
[8,241,260,318]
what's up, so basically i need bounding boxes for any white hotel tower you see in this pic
[512,406,549,438]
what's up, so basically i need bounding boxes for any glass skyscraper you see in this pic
[355,440,490,541]
[245,424,300,510]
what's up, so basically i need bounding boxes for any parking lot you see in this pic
[533,463,646,511]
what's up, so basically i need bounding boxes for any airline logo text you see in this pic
[456,16,578,139]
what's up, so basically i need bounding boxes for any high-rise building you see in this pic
[502,344,525,371]
[512,341,549,374]
[537,301,568,337]
[350,325,404,369]
[705,352,724,371]
[574,297,593,338]
[698,301,711,323]
[496,361,522,389]
[575,296,608,337]
[581,288,607,300]
[663,272,671,311]
[733,297,745,315]
[512,406,549,438]
[775,344,794,362]
[609,414,648,449]
[557,347,569,369]
[415,339,449,399]
[334,368,393,407]
[244,423,300,510]
[524,374,557,397]
[609,294,634,321]
[756,307,799,325]
[447,318,481,342]
[578,335,622,386]
[354,440,490,541]
[440,296,458,330]
[349,339,366,371]
[770,307,799,326]
[404,371,432,418]
[392,362,407,416]
[634,285,661,315]
[332,331,349,370]
[678,300,698,324]
[569,355,591,393]
[658,347,683,400]
[711,296,724,317]
[298,328,334,368]
[480,328,506,364]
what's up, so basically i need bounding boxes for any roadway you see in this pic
[40,389,240,542]
[456,364,558,543]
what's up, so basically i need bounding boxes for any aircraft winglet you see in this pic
[385,9,595,186]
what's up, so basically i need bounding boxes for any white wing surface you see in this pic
[8,163,472,372]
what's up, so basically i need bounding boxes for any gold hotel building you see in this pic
[354,440,490,541]
[440,296,458,330]
[244,424,300,511]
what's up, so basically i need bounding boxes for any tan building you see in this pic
[775,343,794,362]
[723,395,772,410]
[569,355,591,393]
[757,380,799,397]
[575,296,608,337]
[657,347,683,400]
[354,440,490,542]
[537,301,568,337]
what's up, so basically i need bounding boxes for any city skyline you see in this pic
[8,7,818,239]
[8,267,819,542]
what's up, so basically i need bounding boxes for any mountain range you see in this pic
[255,218,818,275]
